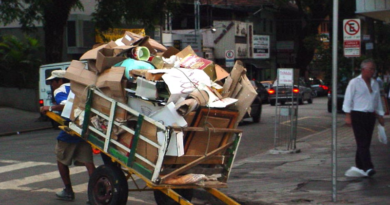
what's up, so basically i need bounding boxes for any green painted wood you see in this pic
[127,115,144,167]
[81,89,93,138]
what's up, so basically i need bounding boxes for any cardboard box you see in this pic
[229,74,257,125]
[65,60,97,86]
[117,131,134,156]
[122,31,167,52]
[130,69,164,81]
[96,48,127,73]
[66,64,128,121]
[80,44,108,60]
[177,45,217,81]
[222,61,246,98]
[94,67,128,120]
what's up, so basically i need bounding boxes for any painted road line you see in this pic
[0,166,86,191]
[0,161,53,174]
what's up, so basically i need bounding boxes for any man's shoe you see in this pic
[55,188,75,201]
[366,169,376,177]
[345,166,367,177]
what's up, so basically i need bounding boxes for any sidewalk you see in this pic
[222,117,390,205]
[1,107,390,204]
[0,107,52,136]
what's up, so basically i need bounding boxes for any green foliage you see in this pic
[93,0,180,32]
[0,35,42,88]
[312,41,368,85]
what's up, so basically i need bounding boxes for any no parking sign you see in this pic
[343,19,361,57]
[225,50,235,67]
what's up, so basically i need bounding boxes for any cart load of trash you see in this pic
[61,32,256,181]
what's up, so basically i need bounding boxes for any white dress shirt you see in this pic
[342,75,384,116]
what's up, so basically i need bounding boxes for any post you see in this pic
[331,0,339,202]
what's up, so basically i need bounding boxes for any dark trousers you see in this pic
[351,111,376,171]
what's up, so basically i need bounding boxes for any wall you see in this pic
[0,88,38,112]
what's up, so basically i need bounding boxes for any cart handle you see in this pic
[171,126,242,134]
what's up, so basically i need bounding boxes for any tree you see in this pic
[0,0,83,63]
[276,0,357,77]
[0,35,42,88]
[0,0,179,64]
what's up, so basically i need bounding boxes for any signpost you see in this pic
[225,50,235,67]
[253,35,270,59]
[343,19,361,57]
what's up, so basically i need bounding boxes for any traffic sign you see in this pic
[343,19,361,57]
[343,19,361,41]
[225,50,235,67]
[225,50,235,59]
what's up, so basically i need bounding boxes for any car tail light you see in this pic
[39,99,44,106]
[320,85,329,90]
[293,88,299,93]
[268,89,275,94]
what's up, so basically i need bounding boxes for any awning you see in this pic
[356,10,390,22]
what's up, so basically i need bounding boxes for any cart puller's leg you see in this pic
[157,188,193,205]
[204,188,240,205]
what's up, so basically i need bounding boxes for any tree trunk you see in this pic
[295,1,331,77]
[43,0,78,63]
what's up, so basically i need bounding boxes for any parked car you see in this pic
[261,80,274,91]
[268,78,313,106]
[307,78,329,97]
[250,80,269,103]
[327,78,349,113]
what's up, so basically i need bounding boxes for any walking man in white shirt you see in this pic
[343,59,385,177]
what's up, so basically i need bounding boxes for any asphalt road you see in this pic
[237,96,345,160]
[0,96,345,205]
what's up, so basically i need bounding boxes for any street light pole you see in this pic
[331,0,339,202]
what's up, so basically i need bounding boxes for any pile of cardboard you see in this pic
[62,31,257,157]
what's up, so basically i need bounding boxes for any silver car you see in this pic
[268,78,313,106]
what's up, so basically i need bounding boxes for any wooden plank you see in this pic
[163,156,226,165]
[159,141,234,183]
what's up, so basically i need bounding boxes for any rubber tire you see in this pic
[270,100,276,106]
[88,165,128,205]
[154,189,193,205]
[308,97,313,104]
[253,103,262,123]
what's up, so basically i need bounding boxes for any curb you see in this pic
[0,126,53,137]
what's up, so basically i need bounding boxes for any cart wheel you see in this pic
[88,165,128,205]
[153,189,193,205]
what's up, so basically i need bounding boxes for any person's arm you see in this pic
[343,80,354,126]
[377,114,385,126]
[40,104,65,113]
[345,113,352,126]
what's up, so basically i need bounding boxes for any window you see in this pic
[67,21,76,47]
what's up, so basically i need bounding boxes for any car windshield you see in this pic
[307,79,323,86]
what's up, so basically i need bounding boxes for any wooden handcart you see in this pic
[48,87,242,205]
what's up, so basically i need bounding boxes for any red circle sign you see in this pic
[344,20,360,36]
[225,50,234,59]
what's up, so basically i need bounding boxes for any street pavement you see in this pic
[1,107,390,205]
